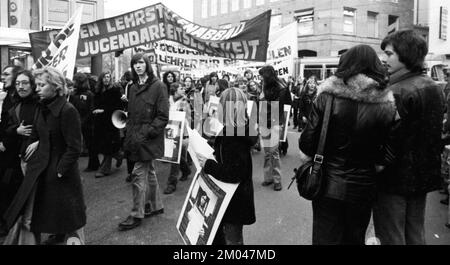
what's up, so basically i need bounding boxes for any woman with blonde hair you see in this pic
[4,67,86,245]
[199,87,258,245]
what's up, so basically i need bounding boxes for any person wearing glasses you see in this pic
[0,65,23,236]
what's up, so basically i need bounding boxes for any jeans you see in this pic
[131,161,164,219]
[373,192,427,245]
[212,223,244,245]
[312,197,372,245]
[263,144,282,184]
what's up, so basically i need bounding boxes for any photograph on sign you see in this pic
[281,104,291,142]
[157,111,186,164]
[176,171,238,245]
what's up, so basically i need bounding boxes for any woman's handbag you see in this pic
[288,96,333,201]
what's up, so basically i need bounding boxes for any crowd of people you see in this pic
[0,29,449,245]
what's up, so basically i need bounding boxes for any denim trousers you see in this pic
[212,222,244,245]
[263,144,282,184]
[131,161,164,219]
[373,192,427,245]
[312,197,372,245]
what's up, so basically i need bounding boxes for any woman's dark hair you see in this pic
[73,72,90,93]
[381,29,428,73]
[95,71,112,94]
[16,69,36,93]
[209,72,218,83]
[217,79,229,95]
[222,74,230,81]
[258,65,280,101]
[335,44,388,87]
[163,71,176,88]
[130,53,154,83]
[244,69,253,80]
[2,65,23,90]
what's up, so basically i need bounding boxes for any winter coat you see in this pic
[124,76,169,162]
[299,74,397,204]
[93,85,123,155]
[69,90,95,130]
[299,90,317,120]
[260,80,292,129]
[4,96,86,233]
[377,72,445,196]
[204,126,258,225]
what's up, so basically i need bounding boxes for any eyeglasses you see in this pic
[15,81,30,87]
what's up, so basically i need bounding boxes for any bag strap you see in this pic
[313,95,333,164]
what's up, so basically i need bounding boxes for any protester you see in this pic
[163,71,176,96]
[278,78,292,157]
[258,65,287,191]
[92,71,123,178]
[244,69,254,83]
[199,87,258,245]
[373,30,445,245]
[0,65,23,235]
[116,71,136,183]
[119,53,169,231]
[204,72,219,103]
[0,70,39,239]
[299,44,397,245]
[4,67,86,245]
[164,82,192,195]
[299,76,319,132]
[292,77,304,131]
[222,74,230,83]
[217,79,229,97]
[70,73,98,172]
[246,80,262,152]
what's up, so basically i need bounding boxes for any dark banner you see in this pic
[29,3,271,62]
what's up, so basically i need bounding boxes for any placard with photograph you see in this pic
[176,171,238,245]
[157,111,186,164]
[280,104,291,142]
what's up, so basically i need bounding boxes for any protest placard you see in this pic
[157,111,186,164]
[32,7,83,80]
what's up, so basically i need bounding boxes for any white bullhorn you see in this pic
[112,110,128,129]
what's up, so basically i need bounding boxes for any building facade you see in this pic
[415,0,450,60]
[0,0,104,71]
[193,0,415,58]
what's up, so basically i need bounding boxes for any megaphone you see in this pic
[112,110,128,129]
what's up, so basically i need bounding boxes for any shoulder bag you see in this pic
[288,95,333,201]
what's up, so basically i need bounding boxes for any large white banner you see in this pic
[135,22,298,79]
[32,7,83,80]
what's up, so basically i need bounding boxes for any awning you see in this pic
[0,27,35,48]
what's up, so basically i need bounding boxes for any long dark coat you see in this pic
[3,96,86,234]
[93,85,122,155]
[124,76,169,162]
[204,126,258,225]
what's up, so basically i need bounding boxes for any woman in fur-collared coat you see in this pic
[299,45,398,245]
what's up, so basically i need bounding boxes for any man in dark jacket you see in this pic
[373,30,445,245]
[118,54,169,231]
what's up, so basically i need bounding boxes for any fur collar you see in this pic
[317,74,395,104]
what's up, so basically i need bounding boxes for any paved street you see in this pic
[80,127,450,245]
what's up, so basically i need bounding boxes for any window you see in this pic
[367,11,378,38]
[388,15,399,34]
[295,9,314,36]
[270,14,282,33]
[231,0,239,11]
[201,0,208,18]
[256,0,264,6]
[221,0,228,14]
[270,0,279,2]
[243,0,251,9]
[343,7,356,34]
[211,0,218,16]
[220,23,232,29]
